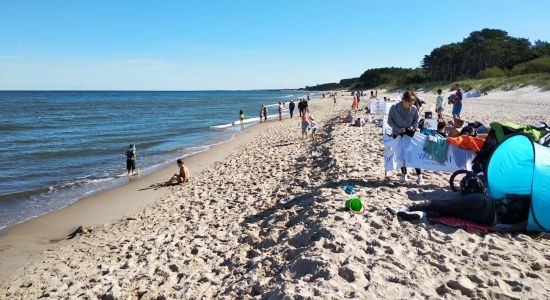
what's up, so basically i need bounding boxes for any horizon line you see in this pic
[0,88,310,92]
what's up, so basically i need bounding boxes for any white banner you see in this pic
[384,134,404,171]
[370,100,398,115]
[383,133,476,172]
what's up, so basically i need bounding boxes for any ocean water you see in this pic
[0,90,313,231]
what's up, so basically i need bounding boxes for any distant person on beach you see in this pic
[435,89,445,121]
[387,91,424,185]
[301,113,309,139]
[304,99,309,113]
[239,109,245,125]
[259,105,265,123]
[289,100,295,118]
[309,116,319,141]
[298,100,304,117]
[124,144,137,176]
[307,94,310,101]
[333,96,337,104]
[278,102,283,121]
[263,105,268,122]
[341,111,353,123]
[452,84,463,120]
[165,159,189,185]
[352,94,358,111]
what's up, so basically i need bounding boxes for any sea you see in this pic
[0,90,314,231]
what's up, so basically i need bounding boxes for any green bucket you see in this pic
[345,197,363,212]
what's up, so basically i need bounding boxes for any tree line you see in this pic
[305,28,550,91]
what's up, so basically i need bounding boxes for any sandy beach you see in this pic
[2,88,550,299]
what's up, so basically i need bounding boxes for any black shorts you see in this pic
[127,159,136,170]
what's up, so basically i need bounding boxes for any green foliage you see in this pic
[478,67,506,79]
[305,68,429,90]
[422,28,534,81]
[510,56,550,76]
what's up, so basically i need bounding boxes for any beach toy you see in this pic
[344,185,355,194]
[345,197,365,214]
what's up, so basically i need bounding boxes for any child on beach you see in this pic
[263,105,268,122]
[278,102,283,121]
[165,159,189,185]
[301,113,309,139]
[239,109,245,125]
[124,144,137,176]
[309,116,319,141]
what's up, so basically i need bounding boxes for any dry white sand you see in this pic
[1,87,550,299]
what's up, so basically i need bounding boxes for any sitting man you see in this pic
[341,111,353,123]
[166,159,190,185]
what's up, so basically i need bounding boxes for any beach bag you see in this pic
[450,170,486,196]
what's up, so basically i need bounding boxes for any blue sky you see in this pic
[1,0,549,90]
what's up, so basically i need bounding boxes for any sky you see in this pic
[1,0,549,90]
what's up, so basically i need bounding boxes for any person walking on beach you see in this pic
[289,100,295,118]
[435,89,445,121]
[239,109,245,125]
[304,99,309,114]
[278,102,283,121]
[452,84,463,120]
[124,144,137,176]
[387,91,424,185]
[301,113,309,140]
[165,159,189,185]
[309,116,319,141]
[298,99,304,117]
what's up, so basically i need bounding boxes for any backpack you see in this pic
[448,94,458,105]
[449,170,486,196]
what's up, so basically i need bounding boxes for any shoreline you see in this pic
[0,119,269,284]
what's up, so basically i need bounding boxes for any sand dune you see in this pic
[2,88,550,299]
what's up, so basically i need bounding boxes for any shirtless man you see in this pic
[166,159,189,185]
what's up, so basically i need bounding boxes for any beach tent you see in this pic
[486,134,550,232]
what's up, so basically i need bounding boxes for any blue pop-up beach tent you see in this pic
[487,134,550,232]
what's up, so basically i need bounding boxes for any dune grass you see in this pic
[387,73,550,94]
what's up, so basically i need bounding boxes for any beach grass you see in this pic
[391,73,550,94]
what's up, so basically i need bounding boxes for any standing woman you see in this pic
[278,101,283,121]
[387,91,424,185]
[352,93,358,111]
